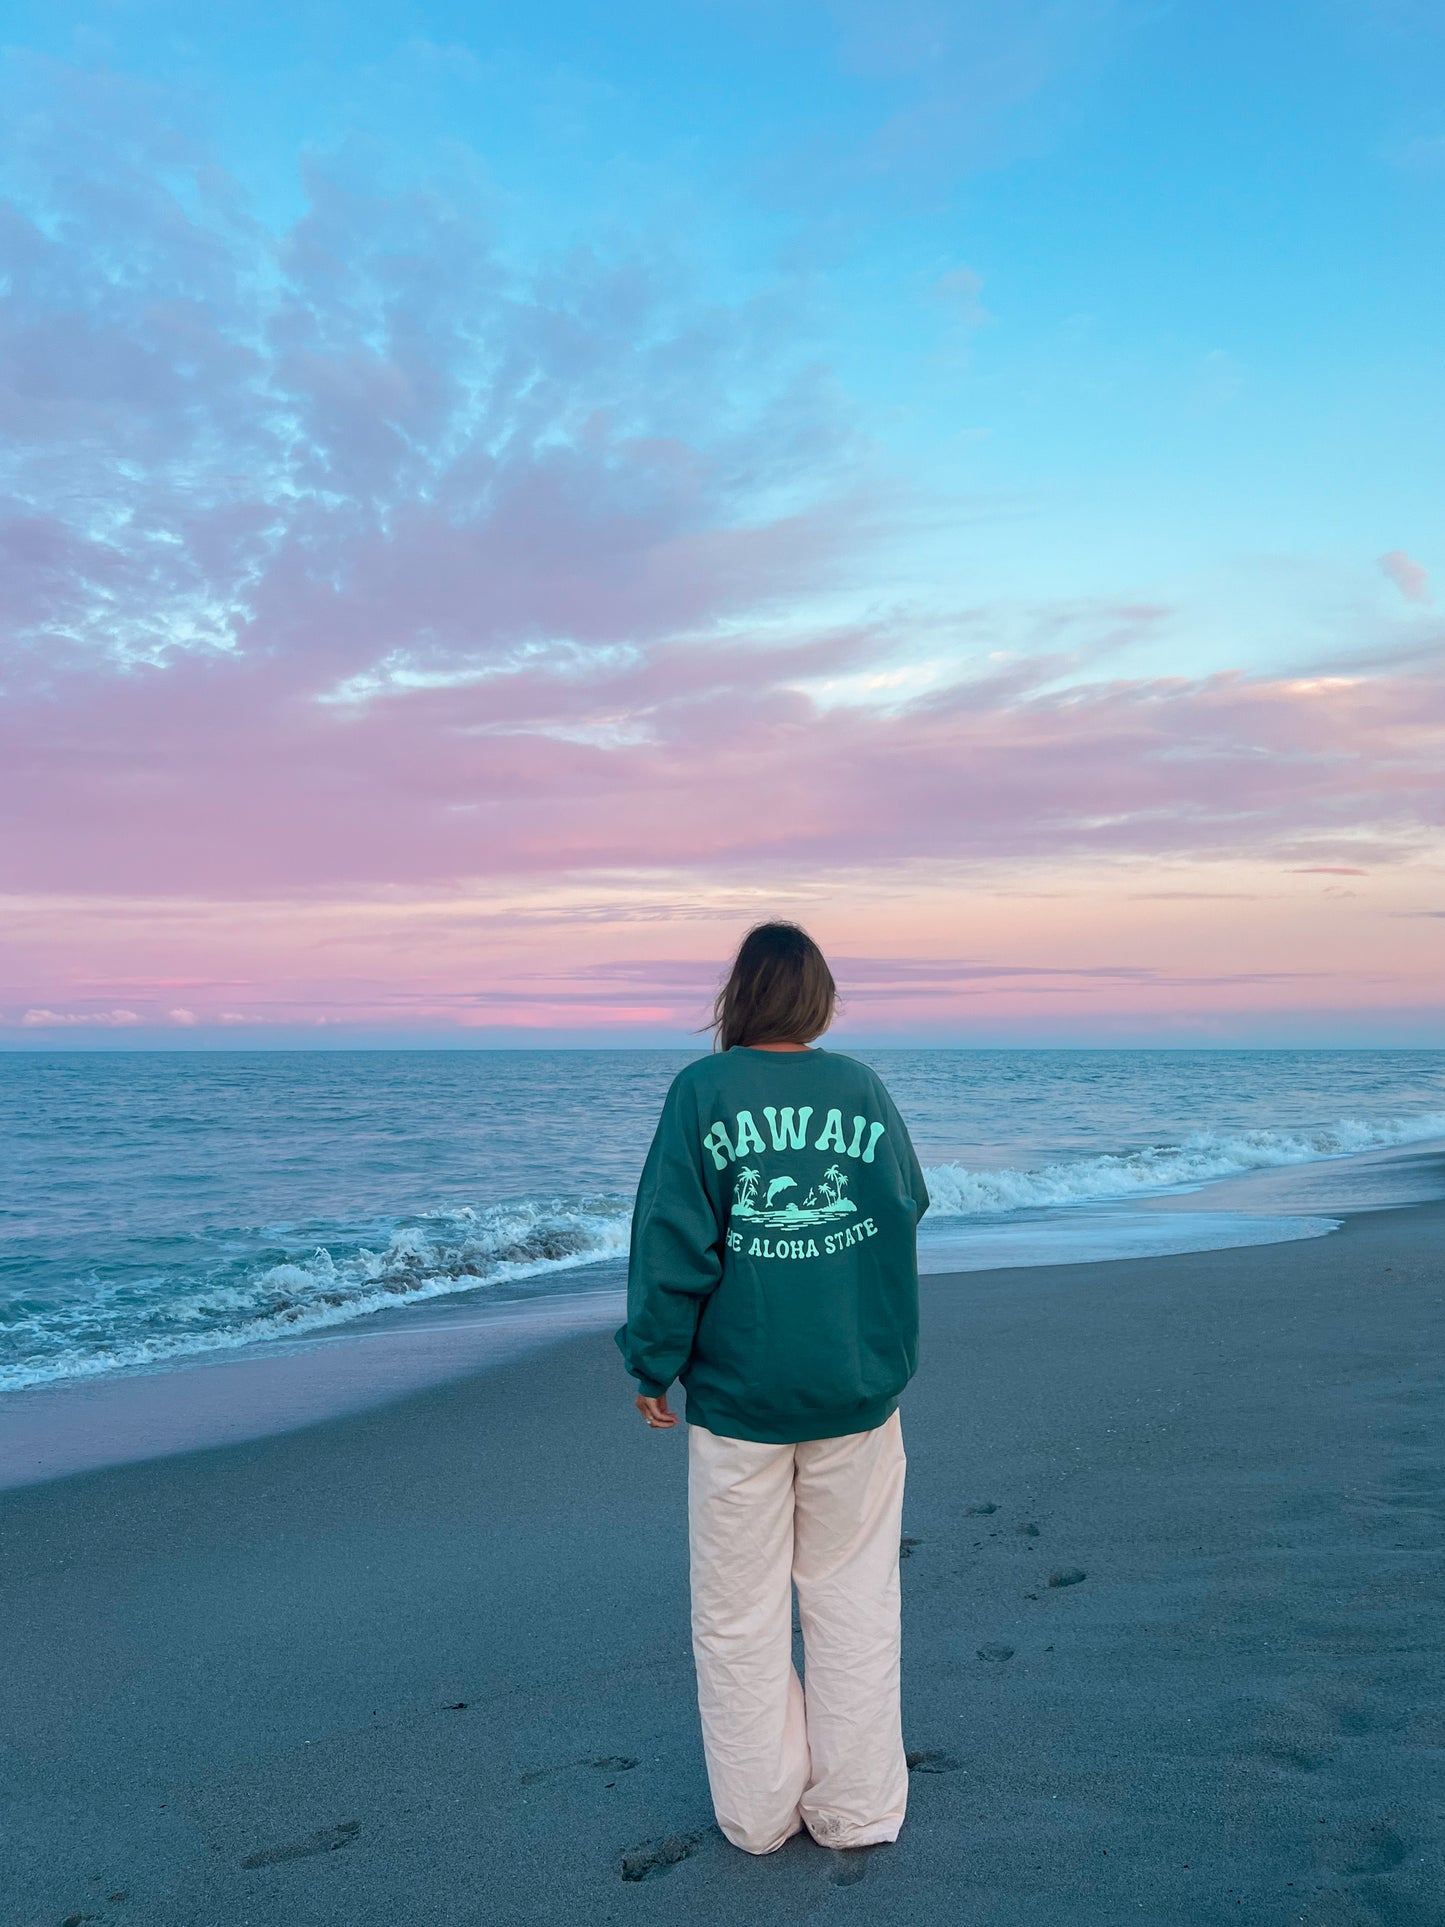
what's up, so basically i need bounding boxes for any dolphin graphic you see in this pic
[764,1176,797,1209]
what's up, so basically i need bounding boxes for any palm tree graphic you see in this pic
[819,1165,846,1206]
[734,1166,762,1212]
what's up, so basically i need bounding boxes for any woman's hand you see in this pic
[636,1393,679,1429]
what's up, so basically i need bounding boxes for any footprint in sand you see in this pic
[1315,1820,1410,1878]
[240,1820,360,1868]
[1258,1741,1330,1773]
[1048,1568,1086,1588]
[899,1536,923,1559]
[906,1750,964,1774]
[1016,1522,1040,1537]
[963,1502,998,1517]
[977,1642,1015,1662]
[830,1845,882,1886]
[521,1755,638,1787]
[619,1833,700,1881]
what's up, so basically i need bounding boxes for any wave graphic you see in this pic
[920,1112,1445,1217]
[0,1196,630,1393]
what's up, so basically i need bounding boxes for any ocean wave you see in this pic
[920,1112,1445,1216]
[6,1108,1444,1394]
[0,1196,630,1392]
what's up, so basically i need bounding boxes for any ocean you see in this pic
[3,1048,1444,1399]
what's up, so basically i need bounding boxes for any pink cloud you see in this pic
[1379,549,1432,605]
[4,634,1443,896]
[21,1008,142,1027]
[0,65,861,688]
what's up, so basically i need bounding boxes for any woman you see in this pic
[616,920,930,1857]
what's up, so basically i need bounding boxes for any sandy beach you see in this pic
[2,1195,1442,1927]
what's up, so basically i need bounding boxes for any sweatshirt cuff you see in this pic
[635,1374,672,1399]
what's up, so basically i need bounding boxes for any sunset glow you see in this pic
[2,4,1442,1045]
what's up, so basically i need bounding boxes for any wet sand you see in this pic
[2,1197,1442,1926]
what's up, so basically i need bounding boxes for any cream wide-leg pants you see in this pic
[686,1409,908,1855]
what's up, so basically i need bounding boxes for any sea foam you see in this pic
[919,1112,1445,1216]
[0,1197,631,1392]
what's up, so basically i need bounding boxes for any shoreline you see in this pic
[3,1195,1442,1924]
[6,1048,1442,1440]
[0,1211,1340,1494]
[10,1135,1444,1490]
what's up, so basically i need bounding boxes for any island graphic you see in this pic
[730,1164,859,1229]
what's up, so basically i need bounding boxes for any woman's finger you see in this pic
[636,1394,678,1427]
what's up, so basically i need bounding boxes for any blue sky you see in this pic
[9,0,1440,651]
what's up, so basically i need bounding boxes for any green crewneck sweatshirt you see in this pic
[615,1047,930,1444]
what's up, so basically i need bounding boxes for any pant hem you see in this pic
[721,1814,805,1856]
[803,1822,903,1851]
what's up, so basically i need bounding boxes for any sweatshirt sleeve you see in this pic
[615,1075,725,1398]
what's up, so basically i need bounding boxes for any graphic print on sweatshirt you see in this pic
[730,1162,857,1228]
[703,1102,892,1261]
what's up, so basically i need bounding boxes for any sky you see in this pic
[1,0,1442,1047]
